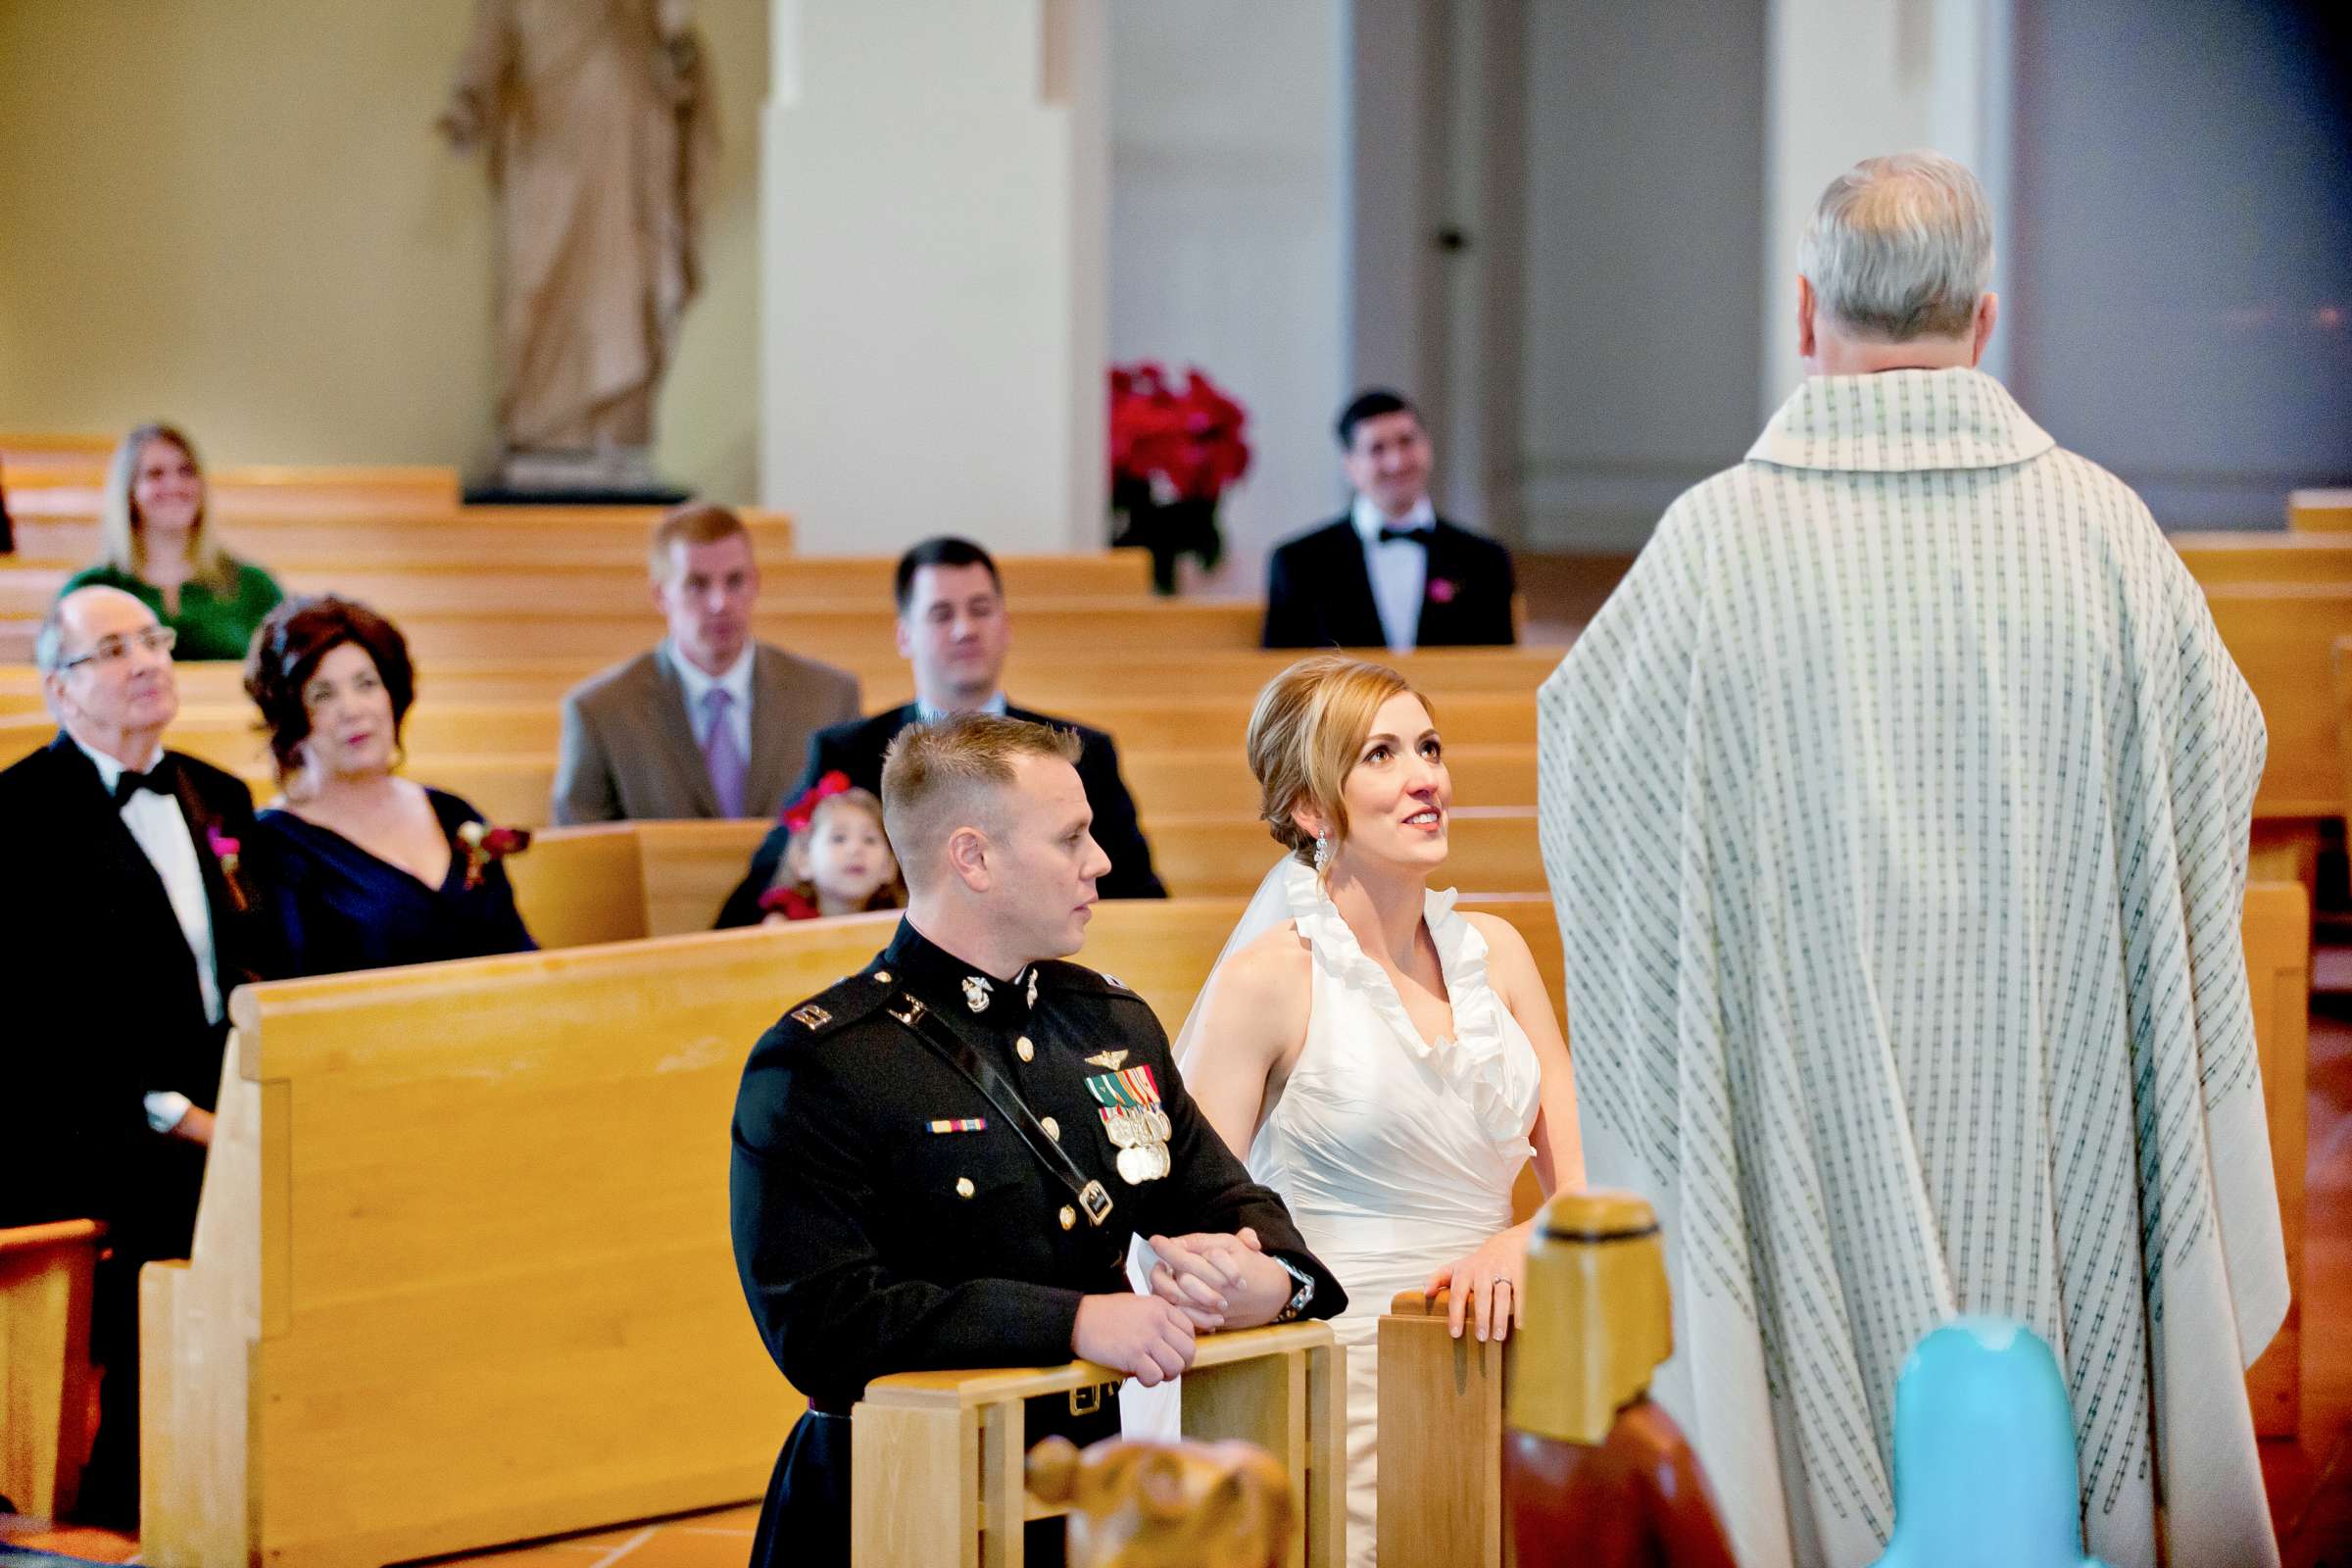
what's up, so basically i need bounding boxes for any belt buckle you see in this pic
[1078,1180,1114,1226]
[1069,1381,1105,1418]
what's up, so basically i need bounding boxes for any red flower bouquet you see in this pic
[1108,362,1252,592]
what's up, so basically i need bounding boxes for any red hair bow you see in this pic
[783,770,854,834]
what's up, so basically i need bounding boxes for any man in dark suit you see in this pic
[715,537,1164,924]
[0,586,270,1523]
[729,716,1342,1567]
[1262,388,1517,651]
[552,504,860,823]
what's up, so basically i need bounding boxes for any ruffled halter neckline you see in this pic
[1281,858,1529,1149]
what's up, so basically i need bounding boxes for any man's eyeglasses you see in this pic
[57,626,177,672]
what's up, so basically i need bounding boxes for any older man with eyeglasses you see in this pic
[0,584,272,1525]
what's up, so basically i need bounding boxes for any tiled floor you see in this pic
[9,923,2350,1566]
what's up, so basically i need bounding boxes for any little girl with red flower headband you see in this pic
[759,772,906,923]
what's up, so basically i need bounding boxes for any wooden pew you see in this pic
[133,899,1338,1566]
[2170,530,2352,583]
[2243,879,2310,1439]
[505,821,1568,1017]
[0,597,1272,675]
[854,1323,1344,1568]
[503,810,1555,940]
[2287,488,2352,531]
[0,550,1155,617]
[2196,582,2352,888]
[0,644,1565,714]
[0,433,114,483]
[0,694,1539,786]
[0,1220,106,1521]
[5,466,461,520]
[3,506,798,578]
[138,920,888,1568]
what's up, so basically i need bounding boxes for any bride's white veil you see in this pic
[1123,851,1301,1439]
[1168,853,1302,1073]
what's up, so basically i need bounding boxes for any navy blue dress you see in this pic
[251,788,537,977]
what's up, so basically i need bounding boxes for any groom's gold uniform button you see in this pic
[1042,1116,1060,1141]
[955,1177,975,1199]
[1016,1037,1035,1062]
[1058,1205,1076,1231]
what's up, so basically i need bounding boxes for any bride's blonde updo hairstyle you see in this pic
[1246,655,1435,866]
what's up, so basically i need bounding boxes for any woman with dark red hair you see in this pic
[242,595,535,975]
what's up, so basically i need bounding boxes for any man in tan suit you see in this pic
[553,505,859,823]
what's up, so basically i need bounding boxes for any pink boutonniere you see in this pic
[457,820,532,892]
[1427,577,1459,605]
[207,826,250,913]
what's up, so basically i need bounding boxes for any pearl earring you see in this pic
[1313,834,1332,873]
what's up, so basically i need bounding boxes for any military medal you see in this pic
[1085,1064,1172,1184]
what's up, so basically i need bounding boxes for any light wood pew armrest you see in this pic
[853,1322,1344,1565]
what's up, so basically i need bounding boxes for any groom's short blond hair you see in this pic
[1247,656,1434,866]
[880,714,1083,889]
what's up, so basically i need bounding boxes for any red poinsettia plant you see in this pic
[1108,363,1251,592]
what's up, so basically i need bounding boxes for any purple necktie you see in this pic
[701,687,747,817]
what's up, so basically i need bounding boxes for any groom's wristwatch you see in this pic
[1269,1255,1316,1324]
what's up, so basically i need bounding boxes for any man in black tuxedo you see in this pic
[1262,388,1517,650]
[715,538,1165,925]
[0,586,270,1523]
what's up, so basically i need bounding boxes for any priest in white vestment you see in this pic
[1538,151,2287,1568]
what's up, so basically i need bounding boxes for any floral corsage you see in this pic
[457,820,532,891]
[206,825,250,913]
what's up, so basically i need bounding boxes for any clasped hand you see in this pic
[1072,1229,1294,1389]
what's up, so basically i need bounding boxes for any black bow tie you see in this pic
[112,759,175,808]
[1377,525,1433,547]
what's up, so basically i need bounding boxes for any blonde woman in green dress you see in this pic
[61,422,283,662]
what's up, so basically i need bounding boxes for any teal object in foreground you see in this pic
[1869,1319,2109,1568]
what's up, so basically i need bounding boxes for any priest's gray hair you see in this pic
[1799,150,1993,341]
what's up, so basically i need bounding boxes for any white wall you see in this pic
[1107,0,1351,592]
[760,0,1106,556]
[1762,0,2013,409]
[1513,0,1769,549]
[0,0,769,501]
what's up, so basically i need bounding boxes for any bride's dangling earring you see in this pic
[1313,834,1333,874]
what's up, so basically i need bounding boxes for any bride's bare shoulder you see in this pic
[1205,920,1312,1006]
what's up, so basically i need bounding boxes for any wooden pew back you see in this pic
[0,1220,106,1520]
[140,919,892,1568]
[138,896,1404,1566]
[0,550,1154,619]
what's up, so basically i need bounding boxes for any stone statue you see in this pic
[1027,1434,1293,1568]
[1503,1190,1740,1568]
[439,0,716,493]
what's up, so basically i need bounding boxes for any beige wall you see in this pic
[0,0,766,502]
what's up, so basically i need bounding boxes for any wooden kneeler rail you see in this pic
[852,1322,1344,1568]
[0,1219,107,1520]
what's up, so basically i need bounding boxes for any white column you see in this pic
[760,0,1107,556]
[1762,0,2014,413]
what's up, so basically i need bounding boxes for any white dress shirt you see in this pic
[669,641,755,759]
[1350,493,1436,654]
[75,737,220,1134]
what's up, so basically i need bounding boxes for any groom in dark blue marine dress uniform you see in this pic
[729,714,1344,1568]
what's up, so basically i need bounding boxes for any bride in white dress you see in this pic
[1133,656,1583,1567]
